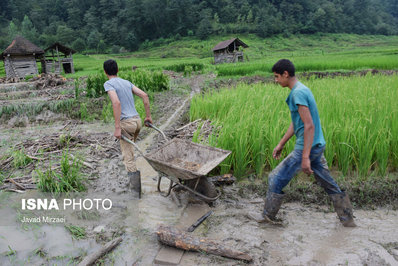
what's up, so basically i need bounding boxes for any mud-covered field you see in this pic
[1,73,398,265]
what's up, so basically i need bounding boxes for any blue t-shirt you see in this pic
[104,77,139,120]
[285,81,326,150]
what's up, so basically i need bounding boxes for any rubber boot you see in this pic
[329,191,356,227]
[128,171,141,198]
[248,192,284,224]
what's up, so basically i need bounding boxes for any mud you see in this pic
[1,73,398,265]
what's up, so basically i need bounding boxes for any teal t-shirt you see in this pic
[285,81,326,150]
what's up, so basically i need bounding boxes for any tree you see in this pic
[56,25,75,45]
[87,30,102,50]
[8,21,19,40]
[21,15,38,43]
[72,38,86,52]
[124,32,139,51]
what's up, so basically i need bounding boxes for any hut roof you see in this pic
[1,36,44,57]
[45,42,76,55]
[212,38,249,52]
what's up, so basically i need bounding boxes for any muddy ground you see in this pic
[0,72,398,265]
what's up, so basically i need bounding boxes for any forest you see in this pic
[0,0,397,53]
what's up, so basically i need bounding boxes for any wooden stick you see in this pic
[8,178,25,190]
[176,119,202,131]
[4,189,25,193]
[26,154,43,161]
[69,154,94,169]
[156,225,252,262]
[77,237,122,266]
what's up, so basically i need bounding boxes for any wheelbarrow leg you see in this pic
[157,176,174,197]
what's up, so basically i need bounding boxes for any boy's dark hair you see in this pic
[272,59,295,77]
[103,59,118,75]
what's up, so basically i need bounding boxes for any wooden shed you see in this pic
[1,36,44,78]
[42,43,76,74]
[212,38,248,64]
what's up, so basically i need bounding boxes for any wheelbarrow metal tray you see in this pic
[145,138,231,180]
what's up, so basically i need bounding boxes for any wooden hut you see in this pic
[42,43,76,74]
[1,36,44,78]
[212,38,248,64]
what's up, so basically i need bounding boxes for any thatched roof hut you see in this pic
[212,38,248,64]
[42,42,76,74]
[1,36,44,78]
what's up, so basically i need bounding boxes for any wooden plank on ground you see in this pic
[154,203,210,265]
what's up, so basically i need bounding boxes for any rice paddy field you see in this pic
[190,74,398,180]
[1,33,398,185]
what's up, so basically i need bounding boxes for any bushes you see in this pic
[119,69,169,92]
[85,69,169,97]
[165,63,204,74]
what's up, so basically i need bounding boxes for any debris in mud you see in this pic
[0,130,119,192]
[30,73,68,89]
[208,174,236,186]
[157,224,253,262]
[170,119,218,141]
[0,76,22,84]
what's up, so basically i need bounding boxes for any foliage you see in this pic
[86,74,107,98]
[190,74,398,179]
[65,225,86,239]
[165,63,204,73]
[36,150,86,193]
[12,148,32,168]
[0,0,397,54]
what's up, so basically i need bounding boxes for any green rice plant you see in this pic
[79,102,95,121]
[86,73,107,98]
[12,148,32,168]
[190,74,398,178]
[101,99,113,123]
[65,225,86,239]
[74,78,81,99]
[36,150,86,193]
[119,69,169,92]
[165,62,204,75]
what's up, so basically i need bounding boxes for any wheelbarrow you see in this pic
[121,123,231,203]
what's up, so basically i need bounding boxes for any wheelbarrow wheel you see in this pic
[184,178,218,203]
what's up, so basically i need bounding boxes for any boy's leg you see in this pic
[249,150,302,223]
[120,117,142,197]
[120,118,140,172]
[311,146,356,227]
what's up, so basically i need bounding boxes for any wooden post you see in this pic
[56,45,61,74]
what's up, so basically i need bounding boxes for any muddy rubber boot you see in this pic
[329,191,356,227]
[128,171,141,199]
[248,192,284,225]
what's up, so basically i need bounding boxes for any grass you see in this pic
[190,74,398,179]
[2,33,395,78]
[36,150,86,193]
[65,224,86,239]
[12,148,32,168]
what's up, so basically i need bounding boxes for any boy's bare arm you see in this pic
[107,90,122,139]
[273,123,294,159]
[132,86,153,125]
[298,105,314,175]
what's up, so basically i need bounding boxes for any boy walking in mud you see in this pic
[103,59,153,198]
[249,59,356,227]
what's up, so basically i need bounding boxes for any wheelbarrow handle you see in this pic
[145,122,168,141]
[121,135,145,157]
